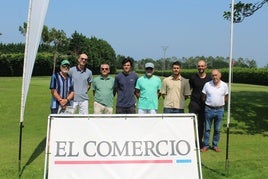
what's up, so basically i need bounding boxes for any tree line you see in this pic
[0,21,266,76]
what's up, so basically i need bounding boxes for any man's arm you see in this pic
[93,90,95,96]
[51,89,68,107]
[87,82,91,91]
[224,94,228,103]
[135,88,140,99]
[202,92,206,102]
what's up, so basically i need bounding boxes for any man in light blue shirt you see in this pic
[135,62,161,114]
[68,53,93,114]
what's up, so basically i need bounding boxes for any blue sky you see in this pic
[1,0,267,67]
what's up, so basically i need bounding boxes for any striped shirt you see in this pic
[49,72,73,109]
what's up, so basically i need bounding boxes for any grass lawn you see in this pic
[0,76,267,178]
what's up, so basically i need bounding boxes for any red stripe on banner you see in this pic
[55,160,173,165]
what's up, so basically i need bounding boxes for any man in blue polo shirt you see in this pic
[114,58,138,114]
[68,53,93,114]
[92,64,115,114]
[135,62,161,114]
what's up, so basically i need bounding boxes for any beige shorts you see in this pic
[94,101,113,114]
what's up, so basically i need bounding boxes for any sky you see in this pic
[1,0,267,67]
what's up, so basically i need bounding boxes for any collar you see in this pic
[100,75,110,80]
[171,75,181,80]
[76,65,86,73]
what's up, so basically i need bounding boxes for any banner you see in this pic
[20,0,49,122]
[44,114,202,179]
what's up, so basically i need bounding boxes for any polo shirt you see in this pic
[49,72,73,109]
[68,66,92,102]
[161,75,191,109]
[114,72,138,108]
[92,75,115,107]
[202,80,229,107]
[135,75,161,110]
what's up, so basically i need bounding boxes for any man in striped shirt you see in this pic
[49,59,74,114]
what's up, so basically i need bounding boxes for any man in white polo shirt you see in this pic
[201,69,228,152]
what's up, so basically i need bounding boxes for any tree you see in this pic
[46,28,69,73]
[234,57,249,68]
[69,31,89,55]
[19,22,27,36]
[223,0,268,23]
[86,37,116,74]
[41,25,50,44]
[246,59,257,68]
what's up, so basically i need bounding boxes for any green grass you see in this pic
[0,77,267,178]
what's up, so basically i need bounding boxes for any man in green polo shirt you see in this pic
[135,62,161,114]
[92,63,115,114]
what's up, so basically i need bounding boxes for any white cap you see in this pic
[145,62,154,68]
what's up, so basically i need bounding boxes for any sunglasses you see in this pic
[145,67,153,70]
[101,68,109,71]
[80,58,88,61]
[61,65,70,68]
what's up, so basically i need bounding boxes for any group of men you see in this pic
[49,53,228,153]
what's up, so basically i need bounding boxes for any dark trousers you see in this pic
[116,105,136,114]
[189,100,205,147]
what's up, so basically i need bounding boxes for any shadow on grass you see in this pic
[202,163,226,177]
[19,137,46,177]
[227,91,268,135]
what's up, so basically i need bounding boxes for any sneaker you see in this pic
[213,146,220,152]
[201,147,209,152]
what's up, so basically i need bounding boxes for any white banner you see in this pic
[44,114,202,179]
[20,0,49,122]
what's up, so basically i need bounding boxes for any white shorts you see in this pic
[73,100,88,114]
[138,109,157,114]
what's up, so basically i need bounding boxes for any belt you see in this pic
[205,104,224,109]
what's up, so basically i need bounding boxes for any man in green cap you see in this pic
[49,59,74,114]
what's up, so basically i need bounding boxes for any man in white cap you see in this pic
[135,62,161,114]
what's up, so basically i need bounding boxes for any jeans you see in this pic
[203,106,224,148]
[163,108,184,113]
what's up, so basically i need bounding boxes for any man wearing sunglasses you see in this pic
[68,53,93,114]
[92,64,115,114]
[49,59,74,114]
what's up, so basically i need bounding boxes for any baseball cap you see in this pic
[145,62,154,69]
[61,59,70,66]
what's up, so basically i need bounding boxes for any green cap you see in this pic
[61,59,70,66]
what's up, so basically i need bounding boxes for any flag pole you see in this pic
[18,0,33,174]
[18,122,24,173]
[225,0,235,175]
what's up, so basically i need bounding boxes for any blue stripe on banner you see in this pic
[176,159,192,163]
